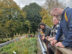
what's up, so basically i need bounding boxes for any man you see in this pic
[50,7,72,48]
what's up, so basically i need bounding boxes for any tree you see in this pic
[22,3,42,34]
[0,0,26,39]
[40,9,53,27]
[44,0,65,13]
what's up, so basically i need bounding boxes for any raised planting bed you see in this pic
[0,38,37,54]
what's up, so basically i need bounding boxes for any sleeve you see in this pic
[45,28,51,37]
[62,10,72,47]
[55,23,63,41]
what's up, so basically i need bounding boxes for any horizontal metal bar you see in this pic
[38,35,47,54]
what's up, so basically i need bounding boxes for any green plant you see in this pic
[0,38,37,54]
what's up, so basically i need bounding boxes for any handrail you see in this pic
[54,46,72,54]
[38,35,47,54]
[0,38,19,48]
[46,40,72,54]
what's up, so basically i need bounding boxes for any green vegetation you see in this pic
[0,38,37,54]
[22,3,42,34]
[0,0,26,39]
[40,9,53,27]
[0,0,42,40]
[0,0,65,54]
[0,0,53,42]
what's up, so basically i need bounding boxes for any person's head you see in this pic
[39,23,46,29]
[50,8,64,16]
[53,16,59,25]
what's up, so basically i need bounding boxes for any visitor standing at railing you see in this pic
[39,23,51,43]
[48,16,64,42]
[48,16,60,41]
[39,23,53,54]
[50,7,72,48]
[46,16,62,54]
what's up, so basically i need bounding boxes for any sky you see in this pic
[13,0,46,8]
[13,0,71,8]
[60,0,71,7]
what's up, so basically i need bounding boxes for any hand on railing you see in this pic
[55,42,64,48]
[42,35,45,40]
[50,39,57,46]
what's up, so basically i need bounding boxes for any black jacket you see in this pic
[42,26,51,37]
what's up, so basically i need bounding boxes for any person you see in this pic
[39,23,51,41]
[39,23,53,54]
[43,16,60,54]
[48,16,64,42]
[48,16,60,41]
[50,7,72,48]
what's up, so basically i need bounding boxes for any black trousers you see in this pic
[43,39,54,54]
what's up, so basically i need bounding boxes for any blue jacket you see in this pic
[56,7,72,47]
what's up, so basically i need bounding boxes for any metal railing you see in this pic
[38,35,47,54]
[0,38,19,48]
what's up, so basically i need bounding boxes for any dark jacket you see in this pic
[42,26,51,37]
[55,7,72,47]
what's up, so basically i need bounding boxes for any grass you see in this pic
[0,38,37,54]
